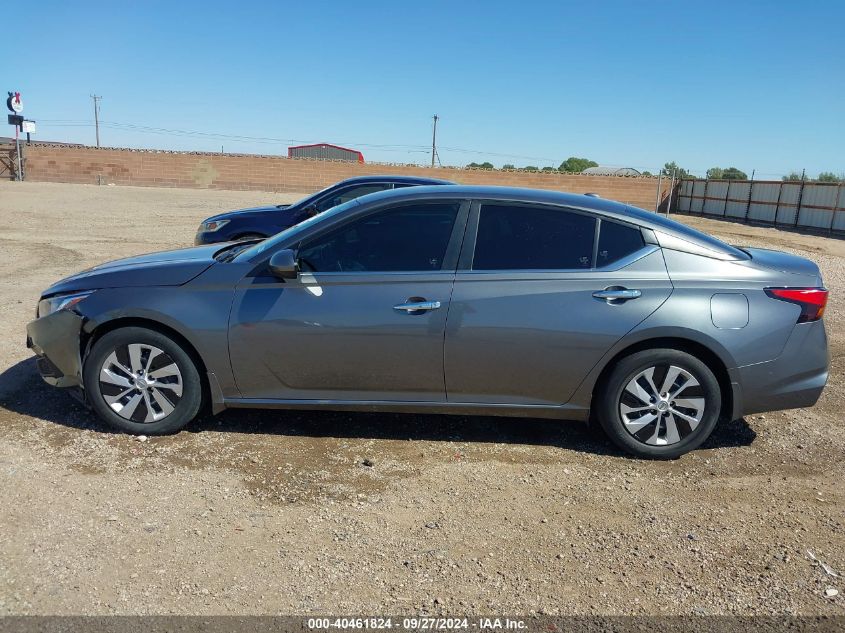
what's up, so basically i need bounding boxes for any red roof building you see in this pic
[287,143,364,163]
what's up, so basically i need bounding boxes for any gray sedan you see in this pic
[26,186,829,458]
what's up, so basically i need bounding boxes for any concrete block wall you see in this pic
[18,144,671,211]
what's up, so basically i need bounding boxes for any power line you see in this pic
[39,120,431,150]
[37,118,812,177]
[38,119,563,163]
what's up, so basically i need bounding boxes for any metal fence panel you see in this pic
[775,184,801,225]
[748,182,780,223]
[703,181,729,215]
[797,183,838,229]
[833,208,845,232]
[725,181,751,218]
[692,180,708,213]
[683,180,694,212]
[677,180,693,212]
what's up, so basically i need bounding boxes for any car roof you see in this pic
[336,174,454,186]
[353,184,748,260]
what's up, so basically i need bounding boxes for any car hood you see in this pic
[203,204,292,223]
[42,244,223,296]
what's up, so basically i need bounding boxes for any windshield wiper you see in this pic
[214,239,263,262]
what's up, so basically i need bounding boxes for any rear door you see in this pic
[444,201,673,405]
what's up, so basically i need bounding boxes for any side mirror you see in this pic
[268,249,298,280]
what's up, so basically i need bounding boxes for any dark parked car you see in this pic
[28,186,828,458]
[194,175,453,245]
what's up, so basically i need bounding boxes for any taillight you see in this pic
[765,287,828,323]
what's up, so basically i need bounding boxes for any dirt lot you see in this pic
[0,181,843,616]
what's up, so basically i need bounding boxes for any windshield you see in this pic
[280,183,335,209]
[236,198,362,260]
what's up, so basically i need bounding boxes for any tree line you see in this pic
[467,157,603,173]
[465,158,843,183]
[662,162,843,182]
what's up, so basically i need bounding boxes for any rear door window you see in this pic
[472,204,596,270]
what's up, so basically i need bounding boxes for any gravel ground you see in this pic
[0,181,842,616]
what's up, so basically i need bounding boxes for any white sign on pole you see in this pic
[22,120,36,133]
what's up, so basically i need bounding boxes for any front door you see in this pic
[229,200,467,401]
[445,202,673,405]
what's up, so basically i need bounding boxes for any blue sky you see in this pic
[8,0,845,178]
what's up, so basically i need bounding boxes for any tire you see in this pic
[83,327,203,435]
[596,349,721,459]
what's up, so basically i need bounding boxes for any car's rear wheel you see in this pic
[596,349,721,459]
[83,327,202,434]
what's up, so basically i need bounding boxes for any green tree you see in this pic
[661,161,691,179]
[523,165,539,172]
[641,170,653,177]
[502,164,516,170]
[817,172,842,183]
[467,161,494,170]
[541,166,556,172]
[782,172,804,182]
[559,157,599,173]
[707,166,747,180]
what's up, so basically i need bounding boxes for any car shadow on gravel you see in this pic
[0,357,756,456]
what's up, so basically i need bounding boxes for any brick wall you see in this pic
[18,144,672,210]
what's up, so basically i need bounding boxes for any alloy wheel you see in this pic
[98,343,183,423]
[619,364,705,446]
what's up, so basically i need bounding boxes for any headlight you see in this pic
[37,291,94,318]
[201,220,230,232]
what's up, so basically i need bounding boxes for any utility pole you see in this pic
[654,170,663,213]
[794,169,807,227]
[91,94,101,147]
[667,169,676,216]
[430,114,438,168]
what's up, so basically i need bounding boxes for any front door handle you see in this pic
[593,288,642,303]
[393,299,441,313]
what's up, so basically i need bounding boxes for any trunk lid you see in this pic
[742,247,822,281]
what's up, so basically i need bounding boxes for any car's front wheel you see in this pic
[596,349,721,459]
[83,327,202,434]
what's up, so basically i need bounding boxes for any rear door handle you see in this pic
[393,300,441,313]
[593,288,642,302]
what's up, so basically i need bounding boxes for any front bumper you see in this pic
[195,231,216,246]
[737,319,829,416]
[26,310,85,388]
[194,230,231,246]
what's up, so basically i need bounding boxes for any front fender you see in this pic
[76,283,240,399]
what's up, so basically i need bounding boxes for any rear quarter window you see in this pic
[597,220,645,267]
